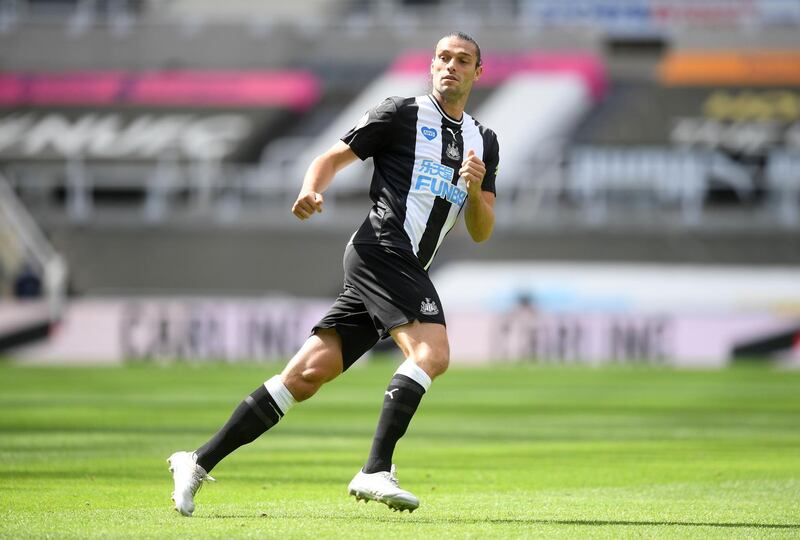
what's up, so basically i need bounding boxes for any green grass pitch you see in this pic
[1,361,799,539]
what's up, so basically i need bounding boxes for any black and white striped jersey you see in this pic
[342,95,499,270]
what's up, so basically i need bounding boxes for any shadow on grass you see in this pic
[199,514,800,530]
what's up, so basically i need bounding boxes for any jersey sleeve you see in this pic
[481,132,499,195]
[340,97,399,160]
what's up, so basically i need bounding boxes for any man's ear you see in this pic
[474,64,483,81]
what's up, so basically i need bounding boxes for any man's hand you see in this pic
[292,191,324,220]
[460,149,486,195]
[291,142,358,221]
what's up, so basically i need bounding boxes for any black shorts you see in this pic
[313,243,446,370]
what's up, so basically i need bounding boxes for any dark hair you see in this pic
[440,31,482,68]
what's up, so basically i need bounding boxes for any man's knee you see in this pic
[391,322,450,379]
[283,366,330,402]
[412,341,450,379]
[281,329,343,402]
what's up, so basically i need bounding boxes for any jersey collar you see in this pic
[427,94,464,125]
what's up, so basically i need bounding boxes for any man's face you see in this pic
[430,36,482,100]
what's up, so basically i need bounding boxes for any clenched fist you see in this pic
[459,149,486,195]
[292,191,324,220]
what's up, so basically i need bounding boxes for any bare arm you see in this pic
[292,141,359,220]
[460,149,495,242]
[464,189,495,243]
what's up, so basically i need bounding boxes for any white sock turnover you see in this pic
[264,375,297,415]
[394,358,432,392]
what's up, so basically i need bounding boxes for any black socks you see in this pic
[195,385,283,473]
[363,374,426,474]
[193,370,427,475]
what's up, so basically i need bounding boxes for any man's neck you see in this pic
[431,90,466,121]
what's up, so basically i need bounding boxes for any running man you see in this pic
[168,31,499,516]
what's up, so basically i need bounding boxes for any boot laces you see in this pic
[188,461,215,494]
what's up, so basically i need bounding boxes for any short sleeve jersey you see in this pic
[341,95,500,270]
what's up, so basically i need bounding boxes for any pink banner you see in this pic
[0,71,321,111]
[131,71,320,109]
[0,75,24,104]
[24,72,125,105]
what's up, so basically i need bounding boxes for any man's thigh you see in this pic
[312,286,381,370]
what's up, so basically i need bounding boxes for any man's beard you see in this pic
[429,76,464,102]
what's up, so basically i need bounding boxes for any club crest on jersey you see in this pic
[421,126,437,141]
[420,298,439,316]
[446,140,460,160]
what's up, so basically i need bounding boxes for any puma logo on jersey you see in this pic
[385,388,399,399]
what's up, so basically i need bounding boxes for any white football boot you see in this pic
[167,451,215,516]
[348,464,419,512]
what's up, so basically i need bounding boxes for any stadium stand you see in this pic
[0,172,66,350]
[1,0,799,298]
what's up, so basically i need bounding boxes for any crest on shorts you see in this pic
[420,297,440,316]
[446,140,460,161]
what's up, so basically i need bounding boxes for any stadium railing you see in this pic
[6,147,799,232]
[0,172,67,318]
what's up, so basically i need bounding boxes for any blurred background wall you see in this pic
[1,0,799,365]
